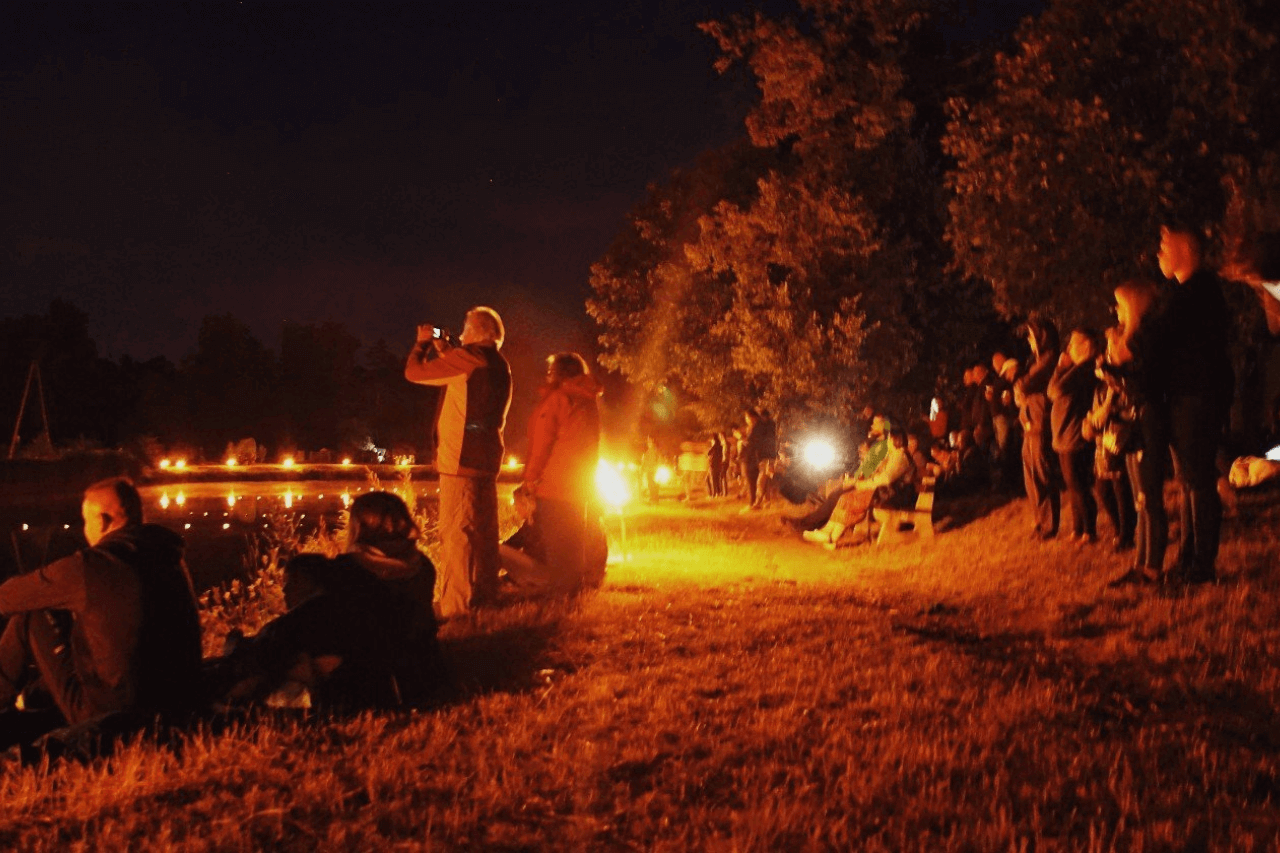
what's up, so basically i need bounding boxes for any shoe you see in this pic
[1037,530,1058,541]
[1076,533,1097,546]
[802,529,831,545]
[822,540,839,551]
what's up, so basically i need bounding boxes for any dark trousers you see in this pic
[1168,395,1224,577]
[0,610,95,726]
[1094,471,1135,545]
[1136,411,1170,573]
[741,457,760,505]
[1022,428,1060,535]
[1058,447,1096,538]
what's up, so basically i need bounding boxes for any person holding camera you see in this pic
[405,306,512,618]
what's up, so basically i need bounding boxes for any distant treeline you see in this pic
[1,300,435,461]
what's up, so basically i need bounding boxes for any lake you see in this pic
[1,480,446,593]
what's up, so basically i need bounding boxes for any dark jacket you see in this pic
[0,524,202,722]
[1147,269,1234,406]
[1048,357,1097,454]
[405,341,513,476]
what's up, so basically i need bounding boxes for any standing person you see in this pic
[0,478,203,750]
[405,306,512,618]
[1049,328,1101,544]
[520,353,607,591]
[706,433,727,498]
[1150,224,1234,583]
[639,436,662,503]
[1084,329,1136,553]
[752,409,779,509]
[739,410,764,511]
[1015,318,1062,540]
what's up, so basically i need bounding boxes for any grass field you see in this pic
[1,488,1278,851]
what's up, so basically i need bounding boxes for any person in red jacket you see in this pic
[405,306,512,618]
[510,352,607,593]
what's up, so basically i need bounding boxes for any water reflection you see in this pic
[5,481,442,592]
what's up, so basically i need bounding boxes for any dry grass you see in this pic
[2,490,1279,851]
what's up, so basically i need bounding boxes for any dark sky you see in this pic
[2,1,1040,378]
[2,1,768,367]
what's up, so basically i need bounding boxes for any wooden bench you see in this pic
[872,477,936,546]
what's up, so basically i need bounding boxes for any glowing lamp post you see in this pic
[596,460,632,560]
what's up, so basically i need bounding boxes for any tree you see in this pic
[945,0,1280,327]
[181,315,278,457]
[278,321,361,452]
[590,0,1000,430]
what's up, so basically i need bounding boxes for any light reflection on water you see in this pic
[3,480,440,592]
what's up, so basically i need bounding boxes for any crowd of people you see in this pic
[0,305,611,758]
[668,223,1275,578]
[2,222,1276,758]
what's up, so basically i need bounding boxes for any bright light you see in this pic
[654,465,673,486]
[282,457,296,468]
[174,459,187,470]
[175,492,186,507]
[158,459,171,469]
[596,460,631,509]
[1267,444,1280,462]
[222,522,230,530]
[341,491,352,508]
[803,438,838,470]
[225,457,237,467]
[341,457,353,466]
[227,492,236,507]
[159,493,171,510]
[284,490,294,509]
[506,455,521,469]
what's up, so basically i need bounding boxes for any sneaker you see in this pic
[802,529,831,545]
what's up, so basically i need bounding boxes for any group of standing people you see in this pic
[1014,223,1235,586]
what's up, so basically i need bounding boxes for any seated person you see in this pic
[213,553,408,712]
[787,416,891,531]
[500,485,607,597]
[344,491,446,706]
[803,428,914,547]
[0,478,203,751]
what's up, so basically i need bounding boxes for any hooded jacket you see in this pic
[523,373,603,504]
[0,524,202,722]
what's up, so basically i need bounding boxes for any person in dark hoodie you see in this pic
[1014,318,1062,540]
[513,352,607,593]
[345,491,445,706]
[0,478,202,749]
[1048,328,1101,543]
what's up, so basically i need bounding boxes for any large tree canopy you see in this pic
[945,0,1280,327]
[590,0,998,429]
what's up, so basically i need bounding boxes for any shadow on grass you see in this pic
[439,616,566,700]
[893,613,1280,766]
[932,491,1020,533]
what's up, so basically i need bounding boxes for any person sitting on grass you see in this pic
[212,552,409,712]
[344,491,446,706]
[802,427,914,549]
[0,478,203,757]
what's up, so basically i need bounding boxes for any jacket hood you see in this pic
[557,373,604,401]
[96,523,185,566]
[347,539,431,581]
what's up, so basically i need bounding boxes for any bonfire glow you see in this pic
[282,457,296,468]
[654,465,673,486]
[597,461,631,508]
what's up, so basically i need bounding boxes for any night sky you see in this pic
[2,1,770,368]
